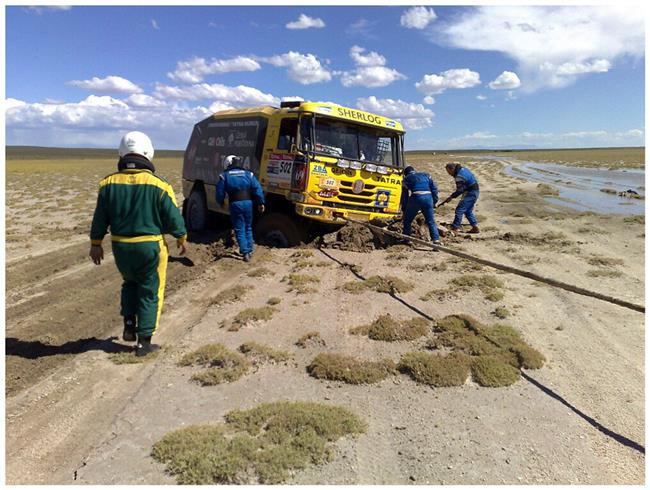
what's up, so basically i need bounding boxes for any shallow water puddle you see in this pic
[504,161,645,214]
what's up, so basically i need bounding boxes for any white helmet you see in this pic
[119,131,154,161]
[224,155,242,167]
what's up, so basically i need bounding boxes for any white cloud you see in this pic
[263,52,332,84]
[67,75,142,94]
[151,19,159,30]
[415,68,481,95]
[434,6,643,92]
[423,96,435,105]
[286,14,325,30]
[488,71,521,90]
[400,6,437,29]
[356,96,434,130]
[153,82,279,106]
[476,94,487,100]
[126,94,167,108]
[346,18,378,40]
[5,98,27,110]
[26,6,71,14]
[340,46,406,88]
[349,45,386,67]
[167,56,261,84]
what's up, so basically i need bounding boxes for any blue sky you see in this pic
[5,5,645,150]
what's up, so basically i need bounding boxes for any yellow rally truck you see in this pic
[182,100,405,246]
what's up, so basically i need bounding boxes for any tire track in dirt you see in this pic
[5,239,219,397]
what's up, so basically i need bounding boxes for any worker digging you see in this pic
[439,162,480,236]
[89,131,188,357]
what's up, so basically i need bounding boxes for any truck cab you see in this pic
[182,101,405,246]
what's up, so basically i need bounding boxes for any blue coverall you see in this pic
[216,165,265,255]
[450,166,479,229]
[401,171,440,242]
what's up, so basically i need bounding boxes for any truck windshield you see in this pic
[301,116,401,167]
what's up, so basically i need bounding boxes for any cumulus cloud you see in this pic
[400,6,437,29]
[167,56,261,84]
[67,75,142,94]
[153,82,279,106]
[433,6,644,92]
[415,68,481,95]
[26,6,71,14]
[340,46,406,88]
[423,96,435,105]
[488,71,521,90]
[476,94,487,100]
[286,14,325,30]
[262,51,332,84]
[356,96,434,130]
[346,18,378,40]
[126,94,167,108]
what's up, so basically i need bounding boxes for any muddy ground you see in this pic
[5,151,645,484]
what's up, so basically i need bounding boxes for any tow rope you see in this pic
[340,218,645,314]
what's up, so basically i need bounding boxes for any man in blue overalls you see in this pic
[216,155,265,262]
[440,162,480,235]
[401,165,441,245]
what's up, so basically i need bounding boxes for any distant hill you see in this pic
[5,146,185,160]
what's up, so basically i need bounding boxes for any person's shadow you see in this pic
[6,336,132,359]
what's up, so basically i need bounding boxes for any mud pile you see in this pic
[314,217,435,252]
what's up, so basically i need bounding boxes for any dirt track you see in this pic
[5,155,645,484]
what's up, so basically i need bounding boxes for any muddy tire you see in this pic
[184,189,208,232]
[255,213,306,248]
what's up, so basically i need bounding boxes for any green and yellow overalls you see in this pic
[90,168,187,337]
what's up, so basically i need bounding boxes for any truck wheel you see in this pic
[255,213,306,248]
[185,189,207,232]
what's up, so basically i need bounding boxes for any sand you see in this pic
[5,152,644,484]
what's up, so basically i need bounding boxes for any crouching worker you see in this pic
[401,165,442,245]
[216,155,265,262]
[89,131,188,357]
[440,162,480,234]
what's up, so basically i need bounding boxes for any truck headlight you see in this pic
[349,161,362,170]
[337,159,350,168]
[364,163,377,172]
[376,165,388,174]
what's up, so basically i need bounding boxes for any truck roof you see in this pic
[211,101,404,133]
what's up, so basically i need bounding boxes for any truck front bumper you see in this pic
[294,203,397,224]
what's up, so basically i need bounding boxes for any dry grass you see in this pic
[282,274,320,293]
[420,288,459,302]
[586,255,624,267]
[108,349,160,364]
[210,285,250,306]
[492,306,510,319]
[398,352,472,387]
[247,267,274,277]
[179,343,250,385]
[586,269,623,278]
[238,342,293,364]
[407,261,448,273]
[152,401,366,484]
[341,275,414,295]
[536,183,559,196]
[449,274,505,302]
[224,306,277,331]
[471,356,521,387]
[350,314,431,341]
[267,297,282,305]
[296,331,326,348]
[307,353,397,384]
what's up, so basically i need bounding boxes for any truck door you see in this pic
[263,117,299,194]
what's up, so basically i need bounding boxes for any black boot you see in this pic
[136,336,160,357]
[122,315,136,342]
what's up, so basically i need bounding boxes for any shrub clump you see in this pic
[282,274,320,293]
[492,306,510,319]
[350,314,430,341]
[341,275,414,295]
[179,343,251,385]
[238,342,293,364]
[449,274,505,302]
[307,353,397,384]
[398,352,471,387]
[210,285,250,306]
[152,401,366,484]
[471,356,520,387]
[295,331,326,348]
[224,306,277,331]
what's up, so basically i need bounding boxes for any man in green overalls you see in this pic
[89,131,187,357]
